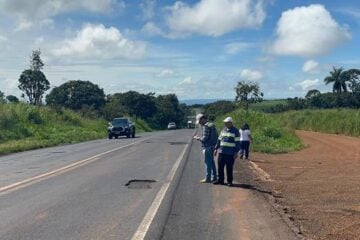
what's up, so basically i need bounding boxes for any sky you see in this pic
[0,0,359,100]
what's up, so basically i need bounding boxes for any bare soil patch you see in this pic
[252,131,360,240]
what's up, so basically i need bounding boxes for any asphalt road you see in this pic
[0,129,297,240]
[161,140,298,240]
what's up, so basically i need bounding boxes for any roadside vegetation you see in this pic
[0,103,106,155]
[0,103,157,155]
[1,49,359,155]
[205,67,360,153]
[277,109,360,137]
[249,99,288,112]
[214,109,303,154]
[0,49,190,155]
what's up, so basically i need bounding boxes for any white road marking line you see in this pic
[0,136,155,194]
[131,139,190,240]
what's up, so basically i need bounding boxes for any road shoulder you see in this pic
[252,130,360,240]
[161,141,299,240]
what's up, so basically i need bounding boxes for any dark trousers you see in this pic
[217,153,235,184]
[240,141,250,159]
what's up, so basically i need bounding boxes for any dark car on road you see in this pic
[108,118,135,139]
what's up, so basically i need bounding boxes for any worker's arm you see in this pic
[214,131,222,156]
[234,130,241,158]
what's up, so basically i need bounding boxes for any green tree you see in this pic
[346,69,360,93]
[18,50,50,105]
[151,94,185,128]
[324,67,350,93]
[103,94,128,120]
[46,80,106,111]
[235,81,263,110]
[0,90,5,104]
[117,91,157,120]
[6,95,19,103]
[103,91,156,120]
[305,89,321,99]
[204,101,236,120]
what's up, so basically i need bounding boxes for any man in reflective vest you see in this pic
[213,117,240,187]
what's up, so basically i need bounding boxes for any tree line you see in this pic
[0,50,189,129]
[264,67,360,113]
[195,66,360,116]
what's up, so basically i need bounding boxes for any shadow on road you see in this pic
[232,183,272,195]
[110,136,142,140]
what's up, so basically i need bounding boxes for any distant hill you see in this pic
[180,99,231,106]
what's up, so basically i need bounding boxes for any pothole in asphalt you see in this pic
[168,142,188,145]
[125,179,156,189]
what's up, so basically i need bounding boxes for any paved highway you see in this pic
[0,129,297,240]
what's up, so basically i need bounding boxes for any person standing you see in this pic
[239,123,252,160]
[194,114,218,183]
[213,117,240,187]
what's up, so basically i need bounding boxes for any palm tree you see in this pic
[324,67,349,93]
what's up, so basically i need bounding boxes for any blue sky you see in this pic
[0,0,359,100]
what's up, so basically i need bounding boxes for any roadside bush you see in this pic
[215,109,303,153]
[277,109,360,137]
[0,103,107,154]
[27,111,43,125]
[204,101,236,120]
[262,127,282,139]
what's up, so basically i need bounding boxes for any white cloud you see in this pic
[0,35,7,42]
[270,4,351,57]
[302,60,320,73]
[140,0,156,21]
[240,69,263,81]
[1,78,19,96]
[340,8,360,20]
[141,22,165,37]
[34,37,45,45]
[224,42,254,55]
[179,76,193,85]
[51,24,147,60]
[160,76,196,97]
[296,79,320,90]
[156,69,175,78]
[165,0,266,37]
[165,74,239,99]
[0,0,124,30]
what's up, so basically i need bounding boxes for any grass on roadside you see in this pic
[215,109,303,154]
[276,108,360,137]
[0,103,107,155]
[134,118,153,133]
[249,99,288,112]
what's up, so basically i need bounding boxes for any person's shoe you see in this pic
[211,178,218,183]
[227,183,233,187]
[200,178,211,183]
[213,180,224,185]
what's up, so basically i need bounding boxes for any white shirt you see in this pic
[240,129,251,141]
